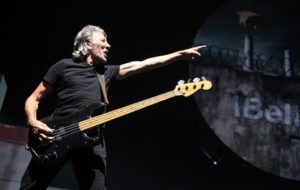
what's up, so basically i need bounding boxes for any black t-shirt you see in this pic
[43,58,119,116]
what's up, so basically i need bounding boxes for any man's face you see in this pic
[90,32,111,63]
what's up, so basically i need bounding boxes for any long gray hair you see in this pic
[72,25,107,61]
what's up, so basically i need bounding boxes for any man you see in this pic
[20,24,206,190]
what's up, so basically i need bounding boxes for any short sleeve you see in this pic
[43,60,65,88]
[104,65,120,82]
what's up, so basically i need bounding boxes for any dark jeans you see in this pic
[20,146,107,190]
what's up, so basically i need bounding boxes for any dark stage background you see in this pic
[1,0,300,189]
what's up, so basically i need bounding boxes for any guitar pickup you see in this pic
[54,127,66,142]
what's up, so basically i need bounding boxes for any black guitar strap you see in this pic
[96,74,109,105]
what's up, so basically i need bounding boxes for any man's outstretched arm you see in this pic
[118,45,206,79]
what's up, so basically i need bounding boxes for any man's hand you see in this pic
[28,120,54,142]
[180,45,207,61]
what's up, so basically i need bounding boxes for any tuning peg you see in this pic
[177,80,185,85]
[200,76,207,81]
[193,78,200,82]
[187,78,192,83]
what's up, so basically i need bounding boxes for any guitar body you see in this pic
[27,102,105,165]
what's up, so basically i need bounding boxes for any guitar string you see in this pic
[53,81,210,140]
[50,82,204,138]
[52,92,175,140]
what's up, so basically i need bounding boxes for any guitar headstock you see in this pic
[174,77,212,97]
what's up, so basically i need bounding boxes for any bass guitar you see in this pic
[26,77,212,165]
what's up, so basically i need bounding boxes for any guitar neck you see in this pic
[79,90,176,131]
